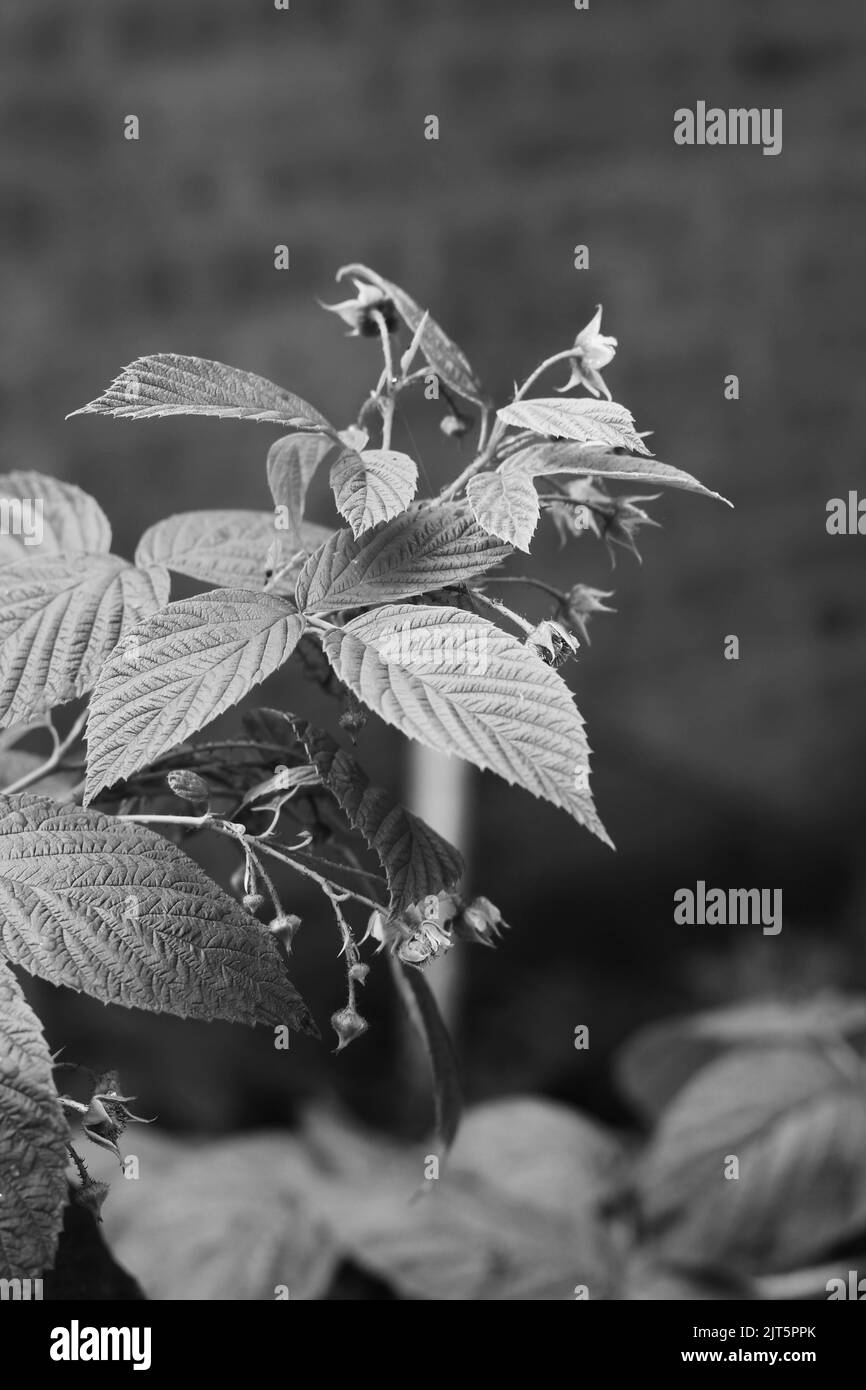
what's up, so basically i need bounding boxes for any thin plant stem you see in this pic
[480,575,567,604]
[470,589,534,635]
[372,309,396,450]
[1,709,89,794]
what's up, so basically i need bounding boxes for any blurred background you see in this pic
[2,0,865,1241]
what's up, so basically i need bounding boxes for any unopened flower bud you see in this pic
[243,893,266,914]
[439,411,470,438]
[339,698,368,738]
[331,1005,369,1052]
[453,894,509,947]
[166,769,210,805]
[269,913,302,949]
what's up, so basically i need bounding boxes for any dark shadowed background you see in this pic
[2,0,865,1151]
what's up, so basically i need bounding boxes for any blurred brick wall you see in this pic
[3,0,866,1122]
[1,0,864,837]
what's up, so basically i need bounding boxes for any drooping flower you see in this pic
[320,278,399,338]
[525,618,580,668]
[562,585,616,644]
[557,305,618,399]
[602,493,661,565]
[452,896,509,947]
[81,1073,153,1160]
[548,478,660,564]
[548,477,610,543]
[363,893,459,969]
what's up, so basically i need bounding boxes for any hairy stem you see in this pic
[470,589,535,635]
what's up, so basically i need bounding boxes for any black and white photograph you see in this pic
[0,0,864,1343]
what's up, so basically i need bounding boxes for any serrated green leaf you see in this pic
[267,433,344,549]
[322,604,611,844]
[298,723,463,912]
[639,1045,866,1274]
[68,354,333,430]
[0,961,69,1277]
[467,463,541,551]
[337,264,489,409]
[296,504,510,615]
[0,471,112,562]
[0,554,170,729]
[509,442,731,507]
[330,447,418,538]
[497,398,652,455]
[134,510,331,596]
[84,589,306,803]
[0,794,312,1031]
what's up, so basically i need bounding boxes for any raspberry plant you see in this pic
[0,263,729,1280]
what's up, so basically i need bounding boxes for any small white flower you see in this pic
[320,278,398,337]
[557,305,618,399]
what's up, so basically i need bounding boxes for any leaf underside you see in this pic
[299,723,464,913]
[467,466,541,551]
[267,433,342,546]
[509,442,732,507]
